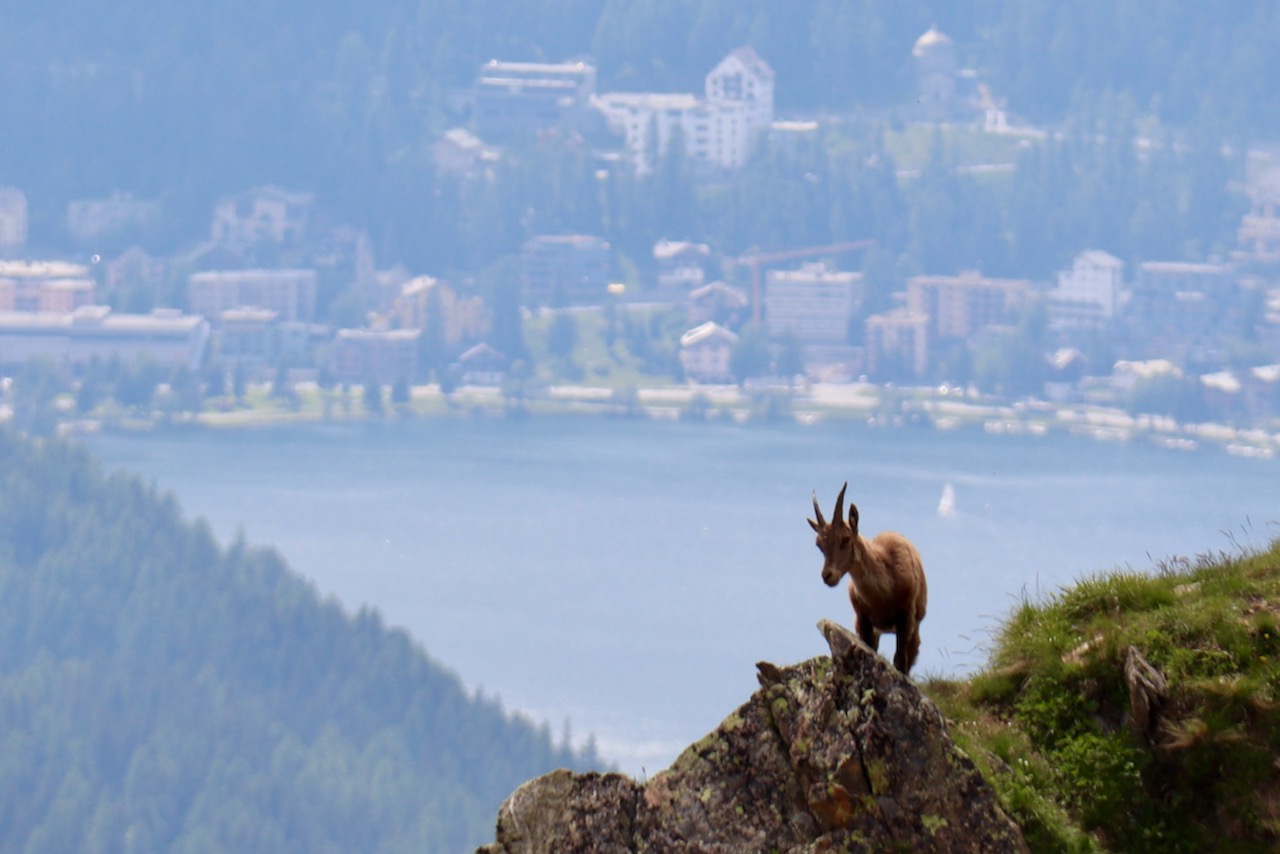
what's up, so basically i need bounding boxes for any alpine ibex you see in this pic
[808,483,927,674]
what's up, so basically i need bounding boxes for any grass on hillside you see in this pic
[523,305,687,389]
[923,536,1280,853]
[881,123,1030,173]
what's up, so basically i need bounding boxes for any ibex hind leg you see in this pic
[894,622,921,675]
[855,612,880,652]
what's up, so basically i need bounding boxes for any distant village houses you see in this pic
[764,263,864,347]
[906,271,1032,342]
[188,268,318,324]
[211,186,314,251]
[865,309,930,378]
[433,127,500,177]
[472,59,598,141]
[679,321,737,384]
[1125,260,1240,362]
[859,271,1030,380]
[593,47,775,175]
[456,341,509,386]
[392,276,488,345]
[0,260,96,313]
[1234,168,1280,267]
[218,307,280,368]
[0,305,209,371]
[912,26,957,118]
[521,234,611,306]
[654,240,711,290]
[332,328,420,385]
[1050,250,1125,330]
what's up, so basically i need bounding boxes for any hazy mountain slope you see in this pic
[0,429,596,851]
[3,1,1276,237]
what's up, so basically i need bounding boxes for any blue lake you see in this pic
[83,417,1280,775]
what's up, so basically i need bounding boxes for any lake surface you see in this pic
[83,417,1279,775]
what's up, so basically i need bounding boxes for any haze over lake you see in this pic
[85,418,1279,775]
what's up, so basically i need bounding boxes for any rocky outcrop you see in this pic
[479,620,1027,853]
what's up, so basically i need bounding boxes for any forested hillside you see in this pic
[1,0,1276,265]
[0,429,597,851]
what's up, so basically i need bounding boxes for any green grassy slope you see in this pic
[925,538,1280,852]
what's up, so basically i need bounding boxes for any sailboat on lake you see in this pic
[938,483,956,517]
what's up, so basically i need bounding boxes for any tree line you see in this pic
[0,1,1270,269]
[0,428,599,850]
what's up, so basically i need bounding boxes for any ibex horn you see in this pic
[833,482,847,527]
[812,491,826,527]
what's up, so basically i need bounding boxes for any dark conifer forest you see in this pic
[0,429,595,850]
[0,1,1274,277]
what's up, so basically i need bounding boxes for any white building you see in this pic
[211,186,314,250]
[912,26,957,116]
[594,47,775,175]
[679,321,738,384]
[764,263,863,345]
[1051,250,1124,327]
[654,240,711,289]
[0,306,209,370]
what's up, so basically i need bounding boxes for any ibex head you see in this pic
[807,482,861,587]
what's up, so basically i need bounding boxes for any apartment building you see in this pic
[764,263,864,346]
[188,268,317,324]
[392,276,488,345]
[473,59,597,139]
[906,271,1032,341]
[593,47,775,175]
[0,260,96,313]
[0,306,209,370]
[520,234,611,306]
[865,309,930,378]
[1050,249,1124,328]
[332,328,420,384]
[211,186,314,250]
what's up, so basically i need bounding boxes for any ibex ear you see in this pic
[807,517,821,532]
[848,503,860,534]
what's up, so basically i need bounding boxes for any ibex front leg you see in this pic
[855,608,880,652]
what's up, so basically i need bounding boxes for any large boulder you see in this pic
[479,620,1027,852]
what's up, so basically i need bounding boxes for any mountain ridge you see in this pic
[0,428,598,851]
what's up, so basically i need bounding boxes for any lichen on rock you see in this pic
[479,620,1027,853]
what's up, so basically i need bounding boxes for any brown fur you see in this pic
[807,482,928,674]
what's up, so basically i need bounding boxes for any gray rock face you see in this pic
[479,620,1027,853]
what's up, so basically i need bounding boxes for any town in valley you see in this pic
[3,28,1279,458]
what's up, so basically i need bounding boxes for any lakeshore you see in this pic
[49,377,1280,461]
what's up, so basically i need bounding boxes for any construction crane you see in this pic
[724,240,875,324]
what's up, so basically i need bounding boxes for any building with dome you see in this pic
[912,26,958,117]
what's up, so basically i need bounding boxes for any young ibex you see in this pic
[808,482,927,674]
